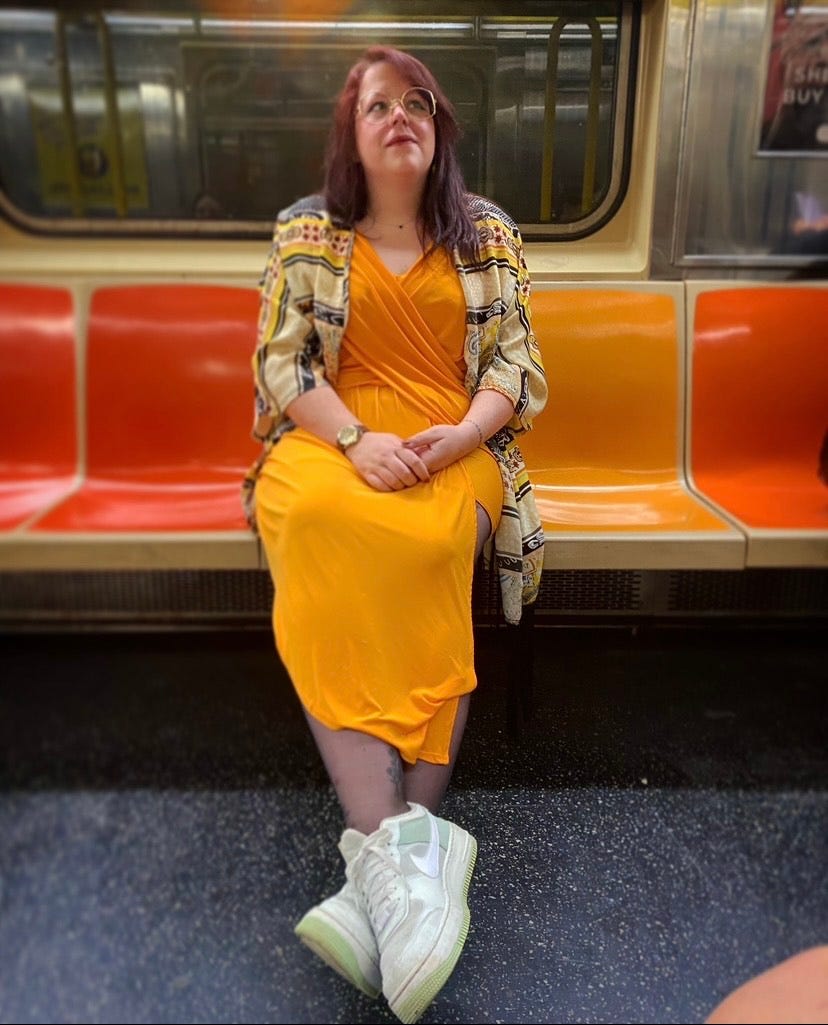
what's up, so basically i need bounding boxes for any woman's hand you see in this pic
[346,431,431,492]
[402,422,481,474]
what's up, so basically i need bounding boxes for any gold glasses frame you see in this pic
[357,87,437,124]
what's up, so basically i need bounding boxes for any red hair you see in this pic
[323,46,478,261]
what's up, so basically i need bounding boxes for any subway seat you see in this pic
[5,284,261,570]
[3,280,825,580]
[521,286,744,569]
[0,284,79,530]
[688,285,828,567]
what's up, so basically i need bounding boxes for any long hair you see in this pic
[323,46,479,262]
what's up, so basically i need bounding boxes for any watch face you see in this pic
[338,424,363,449]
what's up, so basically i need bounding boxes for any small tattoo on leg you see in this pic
[387,749,405,800]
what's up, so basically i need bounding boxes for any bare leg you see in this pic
[402,693,470,812]
[403,502,492,813]
[304,711,409,835]
[472,503,493,565]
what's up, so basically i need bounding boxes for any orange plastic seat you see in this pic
[0,284,78,529]
[521,287,741,568]
[691,287,828,539]
[34,284,260,533]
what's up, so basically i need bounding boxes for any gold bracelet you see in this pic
[462,418,484,446]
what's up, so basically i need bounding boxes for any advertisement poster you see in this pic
[29,86,149,215]
[760,0,828,155]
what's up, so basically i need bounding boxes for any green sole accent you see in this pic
[295,914,381,999]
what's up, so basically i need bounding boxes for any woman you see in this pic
[243,46,546,1024]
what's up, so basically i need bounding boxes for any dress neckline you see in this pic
[354,231,429,279]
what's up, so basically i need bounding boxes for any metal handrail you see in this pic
[96,11,128,217]
[541,16,604,222]
[55,11,84,216]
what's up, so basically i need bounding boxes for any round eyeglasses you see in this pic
[357,87,437,124]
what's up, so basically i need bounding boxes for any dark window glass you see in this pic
[0,1,637,238]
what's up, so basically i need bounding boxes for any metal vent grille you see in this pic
[0,570,274,622]
[536,570,643,613]
[1,567,824,625]
[667,569,828,615]
[471,562,502,622]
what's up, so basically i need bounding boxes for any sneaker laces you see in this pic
[355,835,404,939]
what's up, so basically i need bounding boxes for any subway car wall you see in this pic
[0,0,825,625]
[1,1,825,273]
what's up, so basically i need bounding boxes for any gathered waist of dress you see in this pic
[337,377,471,437]
[336,362,386,391]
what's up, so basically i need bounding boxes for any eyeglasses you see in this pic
[357,87,437,124]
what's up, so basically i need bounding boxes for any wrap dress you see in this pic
[254,234,503,765]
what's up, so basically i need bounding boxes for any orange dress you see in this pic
[254,236,502,764]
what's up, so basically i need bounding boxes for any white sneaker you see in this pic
[294,829,381,998]
[347,803,477,1024]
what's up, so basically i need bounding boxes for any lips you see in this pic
[386,135,417,147]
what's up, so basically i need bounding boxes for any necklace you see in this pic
[366,214,417,231]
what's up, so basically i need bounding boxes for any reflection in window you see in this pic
[0,2,637,239]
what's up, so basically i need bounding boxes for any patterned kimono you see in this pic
[243,193,548,626]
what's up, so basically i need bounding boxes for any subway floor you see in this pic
[0,623,825,1024]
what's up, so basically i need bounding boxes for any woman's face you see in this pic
[354,62,436,194]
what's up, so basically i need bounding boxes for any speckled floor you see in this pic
[0,624,825,1025]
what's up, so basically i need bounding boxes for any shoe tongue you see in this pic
[339,827,367,863]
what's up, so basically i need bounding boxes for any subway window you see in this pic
[0,1,638,239]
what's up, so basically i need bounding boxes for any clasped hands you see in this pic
[345,422,480,493]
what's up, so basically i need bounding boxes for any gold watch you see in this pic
[336,423,369,453]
